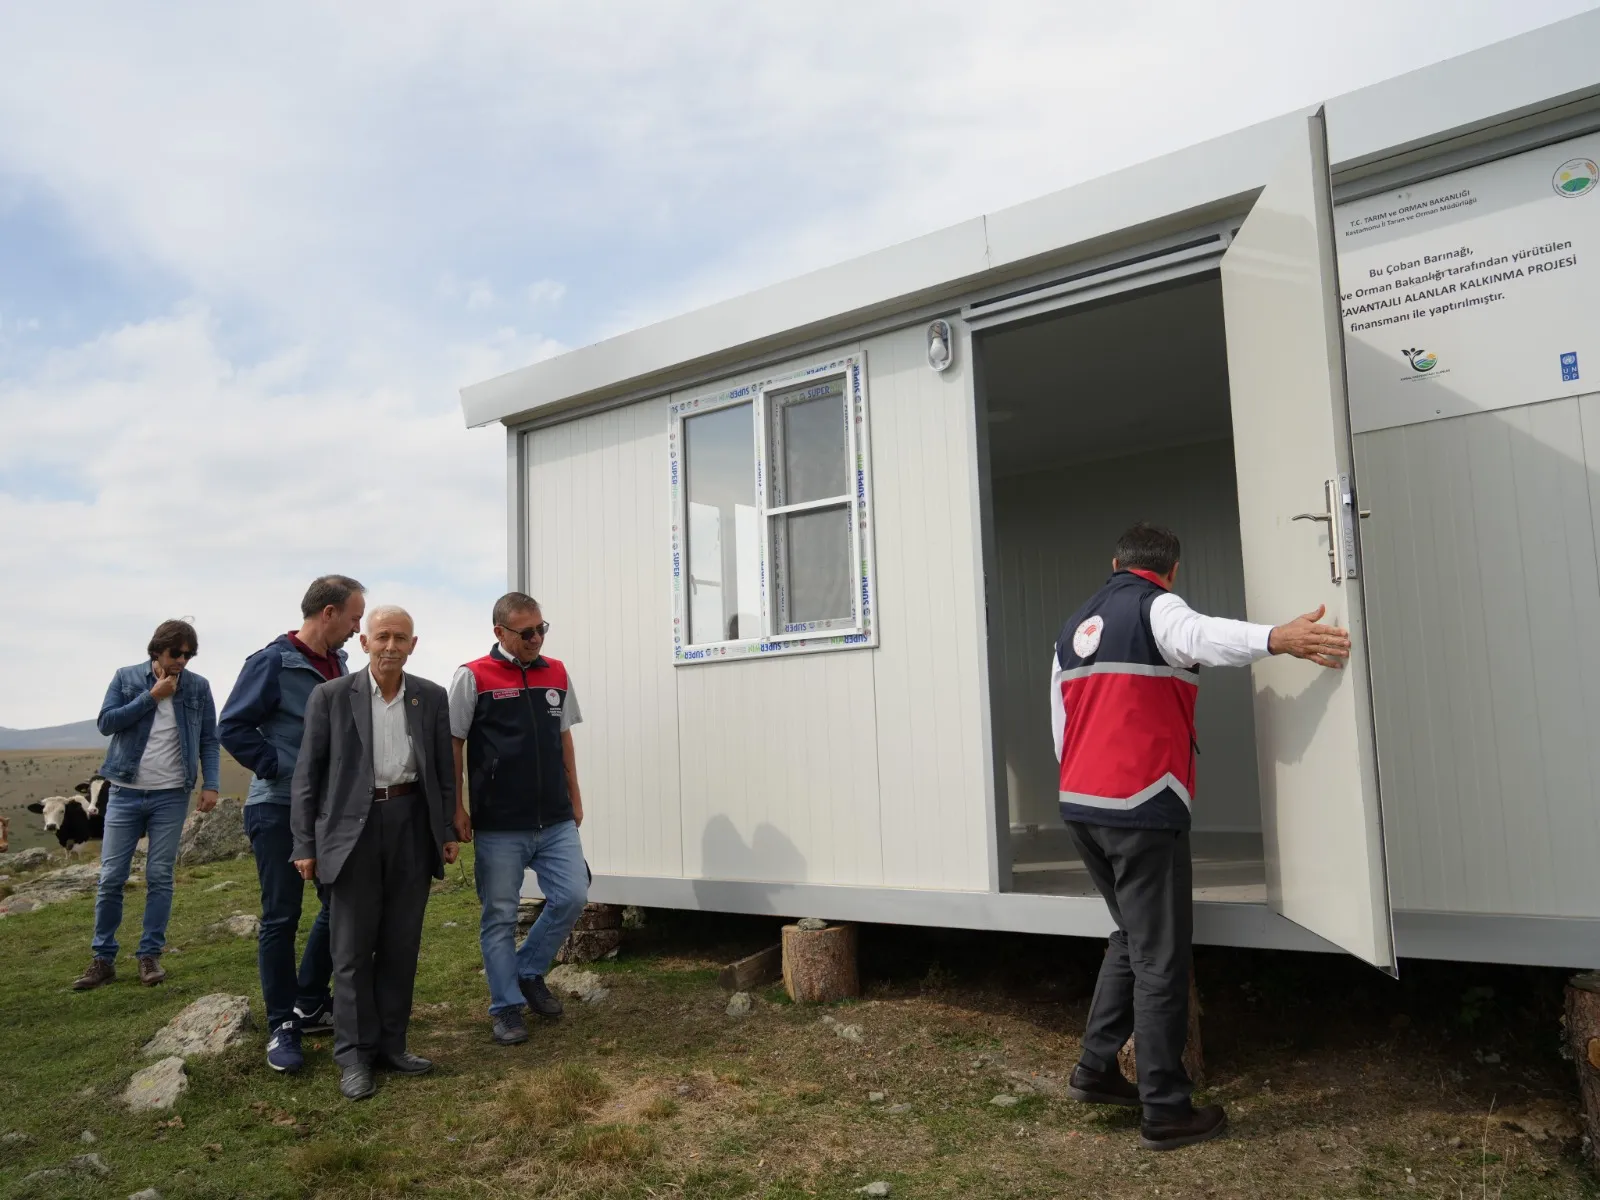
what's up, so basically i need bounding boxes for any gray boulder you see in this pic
[142,994,253,1059]
[0,862,101,916]
[207,913,259,940]
[0,847,51,872]
[177,797,248,865]
[124,1058,188,1111]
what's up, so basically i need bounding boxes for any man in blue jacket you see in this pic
[220,575,365,1072]
[71,619,220,992]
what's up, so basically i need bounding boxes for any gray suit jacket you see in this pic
[289,668,456,885]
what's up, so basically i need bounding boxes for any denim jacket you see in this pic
[218,634,347,806]
[97,662,221,794]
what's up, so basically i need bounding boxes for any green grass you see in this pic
[0,849,1594,1199]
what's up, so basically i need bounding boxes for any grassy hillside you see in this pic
[0,851,1592,1198]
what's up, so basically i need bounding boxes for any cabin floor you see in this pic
[1009,826,1267,903]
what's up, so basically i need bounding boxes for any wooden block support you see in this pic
[1117,966,1204,1090]
[720,944,783,993]
[1567,971,1600,1169]
[781,923,860,1003]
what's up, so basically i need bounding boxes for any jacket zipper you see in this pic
[516,661,545,830]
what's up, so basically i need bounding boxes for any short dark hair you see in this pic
[492,591,541,628]
[1114,523,1181,575]
[148,619,198,659]
[300,575,365,619]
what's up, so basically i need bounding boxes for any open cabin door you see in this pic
[1221,109,1396,973]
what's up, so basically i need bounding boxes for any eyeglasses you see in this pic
[170,649,197,661]
[501,623,549,641]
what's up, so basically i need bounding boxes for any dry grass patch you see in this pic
[563,1123,656,1167]
[501,1062,613,1132]
[288,1140,394,1184]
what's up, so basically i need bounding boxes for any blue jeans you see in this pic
[474,821,589,1015]
[91,786,189,961]
[244,802,333,1029]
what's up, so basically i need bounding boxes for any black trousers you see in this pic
[1066,821,1194,1117]
[326,793,433,1068]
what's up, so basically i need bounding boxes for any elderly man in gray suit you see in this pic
[290,605,459,1101]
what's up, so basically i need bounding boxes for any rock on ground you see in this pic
[124,1058,189,1111]
[546,965,610,1003]
[129,1190,163,1200]
[0,862,101,916]
[726,992,753,1017]
[177,796,249,865]
[142,994,253,1059]
[858,1183,891,1197]
[518,900,625,963]
[990,1094,1020,1107]
[1492,1099,1582,1144]
[0,847,51,872]
[208,913,259,939]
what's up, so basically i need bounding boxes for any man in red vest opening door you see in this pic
[1053,523,1349,1151]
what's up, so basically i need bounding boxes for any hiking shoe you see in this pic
[340,1063,377,1101]
[138,956,167,986]
[1067,1062,1140,1108]
[492,1009,530,1046]
[1140,1103,1228,1151]
[294,999,334,1036]
[72,958,116,991]
[266,1021,305,1073]
[519,974,563,1018]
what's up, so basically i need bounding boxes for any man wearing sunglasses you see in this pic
[72,619,220,991]
[449,592,587,1047]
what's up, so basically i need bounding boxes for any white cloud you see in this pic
[0,0,1591,728]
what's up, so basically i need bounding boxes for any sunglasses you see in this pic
[501,622,549,641]
[169,649,197,661]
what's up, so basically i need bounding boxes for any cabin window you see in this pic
[669,352,876,663]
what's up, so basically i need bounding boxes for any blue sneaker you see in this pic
[294,1000,334,1036]
[266,1021,304,1073]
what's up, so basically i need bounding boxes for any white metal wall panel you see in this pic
[864,325,993,892]
[524,400,684,879]
[676,652,883,886]
[991,441,1261,835]
[1355,394,1600,918]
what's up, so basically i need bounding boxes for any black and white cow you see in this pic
[27,774,112,852]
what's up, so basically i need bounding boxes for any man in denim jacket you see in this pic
[220,575,365,1072]
[72,619,220,991]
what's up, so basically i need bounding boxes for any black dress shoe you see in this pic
[376,1051,433,1075]
[1140,1103,1228,1151]
[1067,1062,1141,1108]
[519,974,564,1018]
[340,1064,377,1101]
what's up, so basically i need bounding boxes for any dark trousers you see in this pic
[244,802,333,1029]
[1066,821,1194,1117]
[326,793,433,1068]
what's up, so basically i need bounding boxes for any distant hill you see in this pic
[0,720,109,751]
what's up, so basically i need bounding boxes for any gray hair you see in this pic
[365,604,414,632]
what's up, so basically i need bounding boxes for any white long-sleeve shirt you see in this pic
[1049,592,1274,762]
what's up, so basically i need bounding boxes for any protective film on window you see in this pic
[668,352,876,664]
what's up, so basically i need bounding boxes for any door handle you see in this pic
[1293,512,1331,524]
[1293,478,1358,584]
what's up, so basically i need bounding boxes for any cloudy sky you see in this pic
[0,1,1592,729]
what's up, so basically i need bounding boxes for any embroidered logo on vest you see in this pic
[545,689,561,706]
[491,688,519,700]
[1072,615,1104,658]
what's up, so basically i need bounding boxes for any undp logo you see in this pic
[1401,348,1438,373]
[1553,158,1598,198]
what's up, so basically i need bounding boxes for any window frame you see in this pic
[668,350,877,665]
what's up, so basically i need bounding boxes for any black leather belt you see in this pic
[372,781,419,801]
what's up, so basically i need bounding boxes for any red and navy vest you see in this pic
[461,645,573,832]
[1053,570,1198,830]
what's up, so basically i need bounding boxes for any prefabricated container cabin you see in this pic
[462,14,1600,974]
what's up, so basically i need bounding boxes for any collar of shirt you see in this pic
[1123,568,1172,591]
[368,669,406,707]
[488,643,547,670]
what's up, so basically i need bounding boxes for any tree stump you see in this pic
[1117,966,1204,1089]
[781,922,859,1003]
[1567,971,1600,1169]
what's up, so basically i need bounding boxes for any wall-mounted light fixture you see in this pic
[927,319,953,373]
